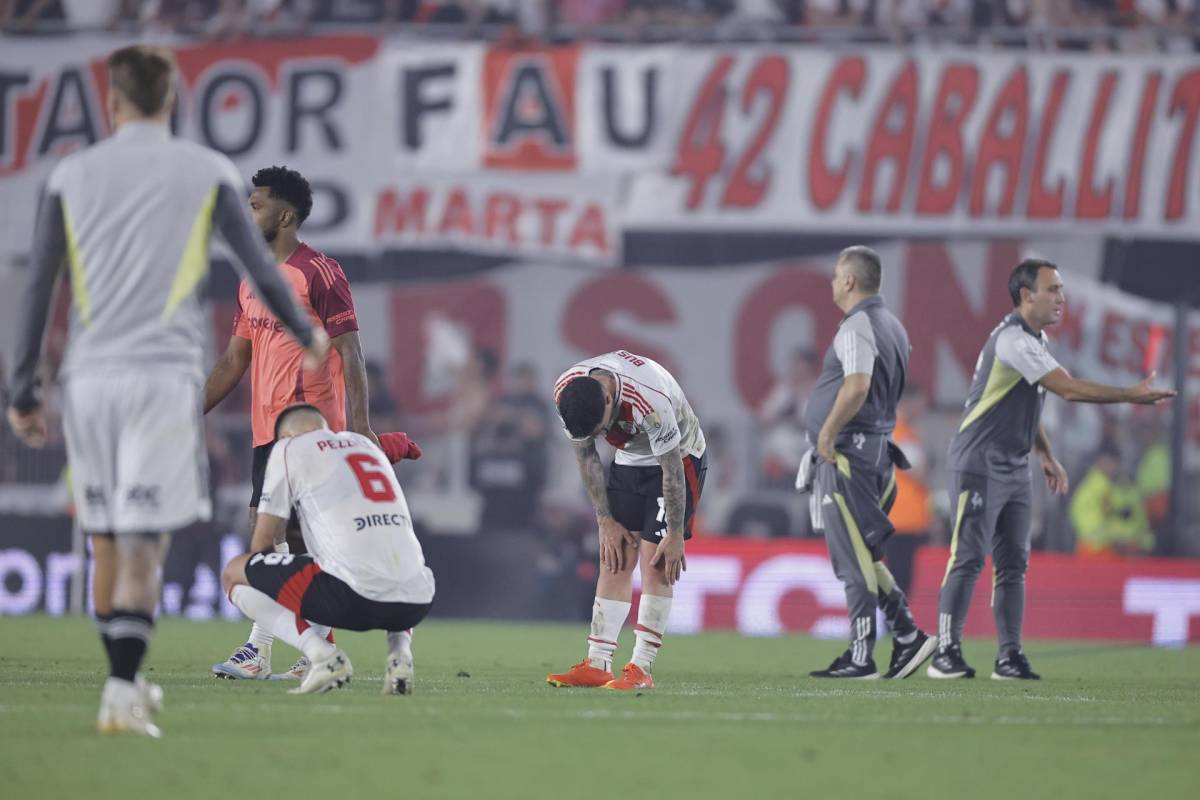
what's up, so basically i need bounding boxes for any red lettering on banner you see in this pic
[903,242,1018,395]
[1166,68,1200,220]
[1124,73,1161,220]
[671,56,733,210]
[857,61,917,213]
[387,282,506,415]
[484,192,520,244]
[1027,70,1071,219]
[916,64,979,215]
[734,267,842,409]
[1076,72,1119,219]
[438,189,475,237]
[566,204,610,255]
[970,67,1028,217]
[1055,299,1085,353]
[373,188,428,235]
[721,55,788,209]
[534,198,569,246]
[561,274,676,372]
[1099,310,1124,369]
[809,57,865,211]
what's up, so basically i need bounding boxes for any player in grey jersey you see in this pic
[930,258,1174,681]
[799,247,937,680]
[5,46,327,736]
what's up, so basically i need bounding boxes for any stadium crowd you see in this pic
[1,0,1198,49]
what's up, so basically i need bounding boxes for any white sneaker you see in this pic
[97,678,161,738]
[382,653,414,695]
[135,673,164,713]
[288,649,352,695]
[270,656,310,681]
[212,642,271,680]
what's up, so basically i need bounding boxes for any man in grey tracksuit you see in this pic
[801,246,938,679]
[930,258,1175,681]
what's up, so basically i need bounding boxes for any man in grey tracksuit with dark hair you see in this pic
[931,258,1174,681]
[800,246,937,680]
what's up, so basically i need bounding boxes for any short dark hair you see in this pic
[839,245,882,293]
[273,403,322,440]
[252,166,313,225]
[108,46,175,116]
[557,377,606,439]
[1008,258,1058,306]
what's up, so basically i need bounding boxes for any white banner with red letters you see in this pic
[635,538,1200,646]
[3,37,1200,264]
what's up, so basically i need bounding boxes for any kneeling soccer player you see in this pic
[546,351,706,691]
[222,404,435,694]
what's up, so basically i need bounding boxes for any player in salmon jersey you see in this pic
[221,405,435,695]
[546,351,706,691]
[204,166,419,680]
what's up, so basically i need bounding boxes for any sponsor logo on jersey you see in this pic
[246,316,285,333]
[653,426,678,445]
[84,486,106,507]
[354,513,408,531]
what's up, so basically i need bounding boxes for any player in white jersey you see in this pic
[221,405,435,695]
[546,350,706,691]
[5,46,325,737]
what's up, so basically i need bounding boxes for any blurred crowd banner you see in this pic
[4,518,1198,646]
[3,36,1200,264]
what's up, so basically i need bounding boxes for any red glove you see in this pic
[379,432,422,463]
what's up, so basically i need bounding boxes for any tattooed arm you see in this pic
[651,447,688,585]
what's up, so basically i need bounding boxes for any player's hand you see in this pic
[651,532,687,586]
[598,517,637,573]
[7,406,47,448]
[302,327,330,372]
[816,430,837,464]
[1041,456,1069,496]
[1128,372,1177,405]
[379,431,422,462]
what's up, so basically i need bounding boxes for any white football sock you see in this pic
[230,584,335,662]
[586,597,630,670]
[631,594,671,673]
[387,629,413,659]
[245,541,291,651]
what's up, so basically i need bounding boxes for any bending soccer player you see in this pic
[800,246,937,679]
[6,47,324,737]
[932,259,1174,680]
[547,351,706,691]
[221,405,435,695]
[206,166,408,681]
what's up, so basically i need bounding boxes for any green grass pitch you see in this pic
[1,616,1196,799]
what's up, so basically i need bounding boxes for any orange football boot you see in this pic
[604,663,655,691]
[546,659,614,688]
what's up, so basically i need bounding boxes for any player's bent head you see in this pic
[252,166,313,227]
[558,377,606,440]
[274,403,327,440]
[837,245,882,294]
[107,45,176,118]
[1009,258,1059,307]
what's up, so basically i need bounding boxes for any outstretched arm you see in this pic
[1040,368,1175,405]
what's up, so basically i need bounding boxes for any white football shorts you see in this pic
[62,370,211,534]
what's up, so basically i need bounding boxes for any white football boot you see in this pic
[211,642,271,679]
[135,673,164,712]
[271,656,311,681]
[288,649,352,695]
[381,653,414,695]
[97,677,161,738]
